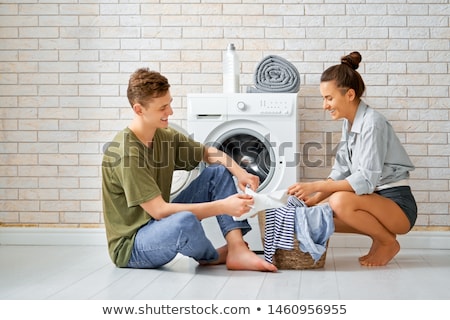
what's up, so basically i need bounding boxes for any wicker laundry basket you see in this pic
[258,211,328,270]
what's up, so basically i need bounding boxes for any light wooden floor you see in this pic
[1,244,449,300]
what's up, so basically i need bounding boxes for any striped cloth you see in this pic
[263,196,305,263]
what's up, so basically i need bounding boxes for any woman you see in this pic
[289,52,417,266]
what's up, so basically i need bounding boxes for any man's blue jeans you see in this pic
[127,165,252,269]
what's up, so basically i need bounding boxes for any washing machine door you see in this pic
[171,169,197,199]
[209,127,276,192]
[168,123,198,200]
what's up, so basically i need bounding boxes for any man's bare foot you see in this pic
[198,245,228,266]
[226,242,277,272]
[360,240,400,267]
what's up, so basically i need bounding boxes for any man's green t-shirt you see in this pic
[101,127,205,267]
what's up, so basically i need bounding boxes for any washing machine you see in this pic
[168,123,199,200]
[187,93,299,251]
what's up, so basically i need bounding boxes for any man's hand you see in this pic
[235,170,260,192]
[220,193,255,218]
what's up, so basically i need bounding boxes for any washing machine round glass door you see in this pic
[209,128,275,191]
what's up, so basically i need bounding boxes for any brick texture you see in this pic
[0,1,449,228]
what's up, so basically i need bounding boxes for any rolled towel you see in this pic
[247,55,300,93]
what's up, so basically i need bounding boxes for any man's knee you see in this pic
[204,164,233,182]
[176,211,202,230]
[204,164,227,175]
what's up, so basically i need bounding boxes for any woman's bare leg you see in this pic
[333,219,373,261]
[329,192,410,266]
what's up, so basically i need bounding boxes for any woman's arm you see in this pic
[288,178,354,206]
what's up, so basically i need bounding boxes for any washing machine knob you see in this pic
[236,101,246,111]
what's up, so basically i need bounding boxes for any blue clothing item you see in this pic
[264,196,334,264]
[328,101,415,195]
[127,165,251,268]
[127,211,218,268]
[293,200,334,263]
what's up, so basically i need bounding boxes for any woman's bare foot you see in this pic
[360,240,400,267]
[359,240,379,262]
[226,242,278,272]
[198,245,228,266]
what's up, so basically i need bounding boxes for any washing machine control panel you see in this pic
[258,99,291,115]
[231,94,296,116]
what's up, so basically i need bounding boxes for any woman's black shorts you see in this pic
[375,186,417,230]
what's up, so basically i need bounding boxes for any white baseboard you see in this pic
[0,227,449,250]
[329,232,450,250]
[0,228,107,246]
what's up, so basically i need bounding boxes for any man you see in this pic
[102,68,277,272]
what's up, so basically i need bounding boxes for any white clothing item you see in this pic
[375,179,409,191]
[233,188,289,221]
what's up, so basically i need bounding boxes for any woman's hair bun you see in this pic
[341,51,362,70]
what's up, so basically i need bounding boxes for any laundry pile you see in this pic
[233,188,334,263]
[264,196,334,263]
[247,55,300,93]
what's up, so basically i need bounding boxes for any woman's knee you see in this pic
[328,191,354,218]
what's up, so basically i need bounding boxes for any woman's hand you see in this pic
[288,179,351,206]
[288,181,317,201]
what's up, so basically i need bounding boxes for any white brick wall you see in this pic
[0,0,449,229]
